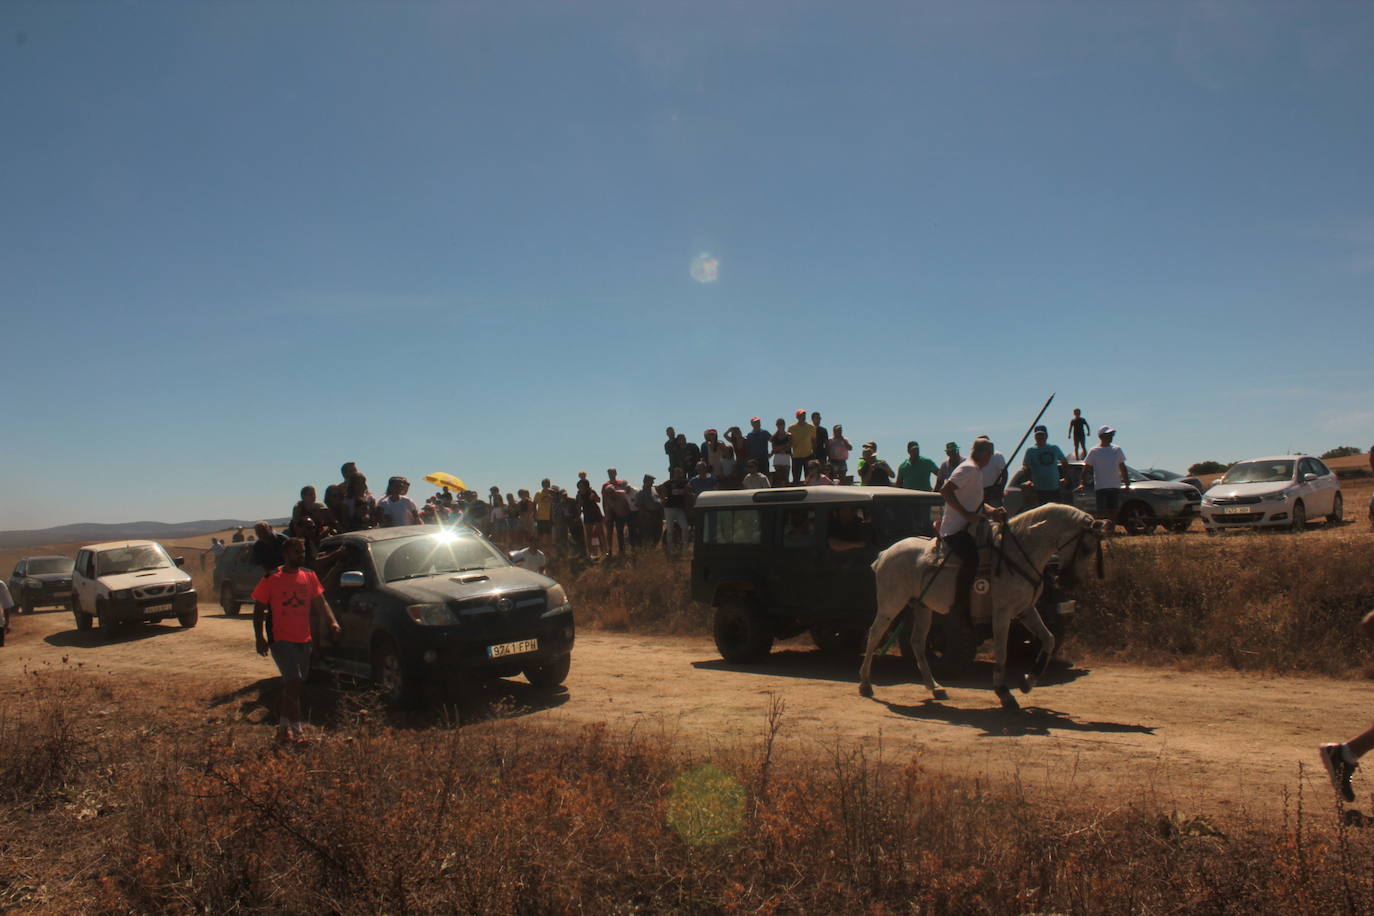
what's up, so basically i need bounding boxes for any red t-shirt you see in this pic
[251,568,324,643]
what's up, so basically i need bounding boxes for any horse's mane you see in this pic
[1005,502,1092,537]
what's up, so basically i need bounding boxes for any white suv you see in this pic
[71,540,198,635]
[1201,455,1343,533]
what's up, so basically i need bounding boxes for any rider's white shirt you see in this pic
[940,459,984,537]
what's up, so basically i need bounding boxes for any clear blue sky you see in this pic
[5,1,1373,528]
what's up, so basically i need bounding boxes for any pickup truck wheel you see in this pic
[372,639,418,707]
[72,598,94,631]
[810,625,866,656]
[177,606,198,629]
[523,654,571,689]
[220,581,241,616]
[713,597,774,663]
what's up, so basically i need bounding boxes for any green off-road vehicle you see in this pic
[691,486,1074,675]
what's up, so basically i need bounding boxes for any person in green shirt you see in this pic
[896,441,939,491]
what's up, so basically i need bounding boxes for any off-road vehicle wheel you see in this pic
[810,625,866,656]
[96,600,119,639]
[523,653,572,689]
[713,597,774,663]
[220,581,241,615]
[372,638,418,707]
[72,597,94,631]
[1120,502,1156,535]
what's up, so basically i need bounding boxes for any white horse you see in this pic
[858,503,1107,710]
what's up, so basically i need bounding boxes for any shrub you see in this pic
[1322,446,1364,460]
[1189,460,1231,475]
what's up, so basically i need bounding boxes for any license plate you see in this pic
[487,638,538,659]
[145,603,173,614]
[1221,506,1252,515]
[51,591,71,598]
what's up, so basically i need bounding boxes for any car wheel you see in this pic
[1290,500,1307,533]
[809,625,866,656]
[1328,493,1344,526]
[96,600,118,639]
[177,606,198,629]
[72,597,94,631]
[1119,502,1156,535]
[219,581,241,616]
[712,597,774,663]
[523,653,572,689]
[371,638,418,707]
[1166,518,1193,534]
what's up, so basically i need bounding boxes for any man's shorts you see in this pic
[269,641,312,682]
[1095,488,1123,514]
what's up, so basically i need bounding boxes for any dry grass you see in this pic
[3,672,1374,914]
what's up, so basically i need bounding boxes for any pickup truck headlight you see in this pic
[174,580,193,593]
[111,589,132,600]
[546,584,568,609]
[406,603,461,626]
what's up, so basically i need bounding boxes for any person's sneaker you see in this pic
[1320,743,1356,803]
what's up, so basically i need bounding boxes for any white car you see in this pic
[71,540,198,635]
[1201,455,1343,533]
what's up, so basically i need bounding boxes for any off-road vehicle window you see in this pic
[702,509,763,545]
[780,510,816,547]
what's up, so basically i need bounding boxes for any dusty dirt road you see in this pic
[4,604,1367,819]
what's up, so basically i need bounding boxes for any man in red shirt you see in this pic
[252,538,342,744]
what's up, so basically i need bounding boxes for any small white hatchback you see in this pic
[71,540,198,635]
[1201,455,1343,533]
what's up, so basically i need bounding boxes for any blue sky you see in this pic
[4,1,1373,528]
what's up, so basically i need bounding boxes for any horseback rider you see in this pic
[940,436,1006,624]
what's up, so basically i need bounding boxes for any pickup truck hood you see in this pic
[98,569,192,591]
[382,566,556,604]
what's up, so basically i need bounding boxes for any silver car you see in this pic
[1201,455,1343,533]
[1004,462,1201,534]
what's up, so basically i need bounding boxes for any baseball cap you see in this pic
[907,440,919,450]
[863,440,877,450]
[1098,425,1116,436]
[750,416,760,423]
[795,409,806,417]
[945,441,959,452]
[643,473,656,481]
[1033,425,1047,434]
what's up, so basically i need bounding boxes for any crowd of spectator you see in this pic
[262,408,1112,564]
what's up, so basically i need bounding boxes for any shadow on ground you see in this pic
[44,622,188,648]
[692,646,1091,690]
[208,673,570,732]
[878,696,1158,738]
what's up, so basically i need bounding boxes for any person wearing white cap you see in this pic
[1077,425,1129,532]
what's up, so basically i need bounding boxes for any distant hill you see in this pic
[0,519,288,549]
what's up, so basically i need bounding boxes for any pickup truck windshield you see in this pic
[371,531,509,583]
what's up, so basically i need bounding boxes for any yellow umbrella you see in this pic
[424,472,469,492]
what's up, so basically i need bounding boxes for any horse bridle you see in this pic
[1054,523,1104,581]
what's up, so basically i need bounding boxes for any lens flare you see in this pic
[690,253,719,284]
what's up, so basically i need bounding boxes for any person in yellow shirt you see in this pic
[787,409,816,485]
[534,478,555,546]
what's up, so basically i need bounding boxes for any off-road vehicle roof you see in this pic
[80,540,163,552]
[694,485,942,509]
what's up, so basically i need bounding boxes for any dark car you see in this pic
[689,486,1075,674]
[1137,467,1205,492]
[213,541,265,615]
[7,555,75,614]
[1005,461,1201,533]
[311,525,574,705]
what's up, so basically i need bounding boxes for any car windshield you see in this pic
[95,545,174,576]
[1221,460,1294,484]
[1123,466,1151,483]
[371,530,509,583]
[1140,468,1182,481]
[28,558,74,575]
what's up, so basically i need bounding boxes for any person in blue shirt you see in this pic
[1022,425,1069,508]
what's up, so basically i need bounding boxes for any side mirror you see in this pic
[340,571,366,588]
[1302,473,1318,482]
[174,556,185,567]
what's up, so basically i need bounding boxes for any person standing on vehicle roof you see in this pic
[376,476,421,528]
[253,537,341,745]
[745,417,772,469]
[1077,425,1129,533]
[787,410,816,485]
[1068,409,1090,460]
[1022,425,1069,508]
[940,437,1005,625]
[897,441,939,491]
